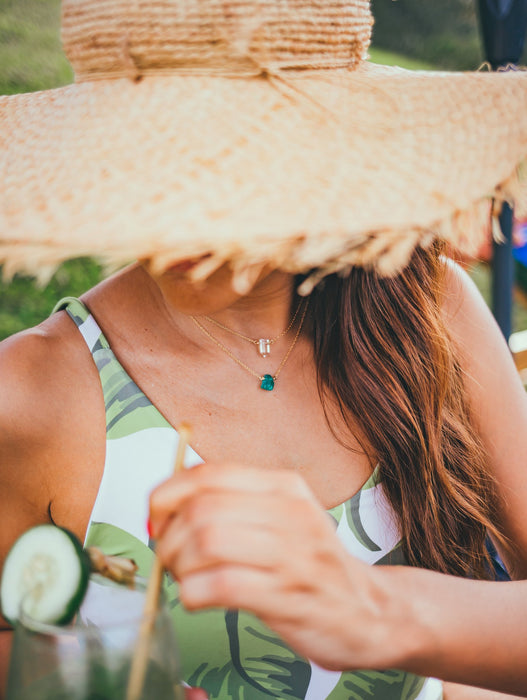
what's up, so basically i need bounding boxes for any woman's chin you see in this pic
[142,262,243,316]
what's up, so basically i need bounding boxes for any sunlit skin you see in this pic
[142,257,251,316]
[140,257,302,341]
[1,257,527,700]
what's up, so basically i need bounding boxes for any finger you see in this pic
[151,462,313,510]
[155,488,298,575]
[179,564,289,614]
[179,563,347,629]
[185,688,209,700]
[149,464,314,535]
[154,488,334,570]
[162,488,307,541]
[154,492,278,570]
[158,517,283,579]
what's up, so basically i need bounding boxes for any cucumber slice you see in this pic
[1,525,90,626]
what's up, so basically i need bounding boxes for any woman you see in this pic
[2,249,527,700]
[1,0,527,698]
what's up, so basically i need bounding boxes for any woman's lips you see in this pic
[168,259,199,273]
[166,254,211,274]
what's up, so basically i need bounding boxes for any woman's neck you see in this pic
[132,261,302,345]
[201,271,299,339]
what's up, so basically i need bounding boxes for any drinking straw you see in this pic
[126,422,192,700]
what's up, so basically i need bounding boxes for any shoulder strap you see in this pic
[52,297,171,437]
[52,296,110,352]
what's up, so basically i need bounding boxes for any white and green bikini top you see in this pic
[55,297,442,700]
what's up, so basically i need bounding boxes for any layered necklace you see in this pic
[201,300,305,358]
[190,300,308,391]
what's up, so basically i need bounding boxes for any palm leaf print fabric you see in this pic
[56,297,443,699]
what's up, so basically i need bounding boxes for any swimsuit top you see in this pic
[55,297,443,700]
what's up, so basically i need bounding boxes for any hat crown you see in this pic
[61,0,373,80]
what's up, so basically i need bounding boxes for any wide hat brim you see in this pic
[1,61,527,291]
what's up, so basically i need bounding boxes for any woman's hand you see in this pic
[149,463,393,673]
[185,687,208,699]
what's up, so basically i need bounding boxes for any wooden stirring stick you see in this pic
[126,422,193,700]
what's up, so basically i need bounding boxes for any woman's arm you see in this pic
[0,330,57,697]
[441,260,527,579]
[380,564,527,695]
[0,315,105,696]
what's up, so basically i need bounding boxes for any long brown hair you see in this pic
[303,243,505,579]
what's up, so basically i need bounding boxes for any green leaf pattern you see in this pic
[61,299,442,699]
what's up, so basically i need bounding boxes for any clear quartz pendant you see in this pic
[258,339,271,357]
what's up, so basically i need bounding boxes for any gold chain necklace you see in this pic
[190,301,308,391]
[202,301,304,357]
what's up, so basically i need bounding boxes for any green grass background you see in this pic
[0,0,525,339]
[0,0,72,95]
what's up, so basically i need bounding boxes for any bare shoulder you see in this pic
[0,309,106,592]
[440,258,505,352]
[0,310,97,449]
[440,259,527,574]
[439,257,526,404]
[439,259,520,383]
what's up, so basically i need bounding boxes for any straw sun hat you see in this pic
[1,0,527,292]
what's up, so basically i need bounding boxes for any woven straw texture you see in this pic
[63,0,373,77]
[1,0,527,289]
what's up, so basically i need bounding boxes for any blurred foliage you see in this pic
[469,262,527,334]
[0,259,103,340]
[0,0,73,95]
[372,0,527,70]
[369,47,433,70]
[371,0,483,70]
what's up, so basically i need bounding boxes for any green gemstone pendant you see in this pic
[260,374,275,391]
